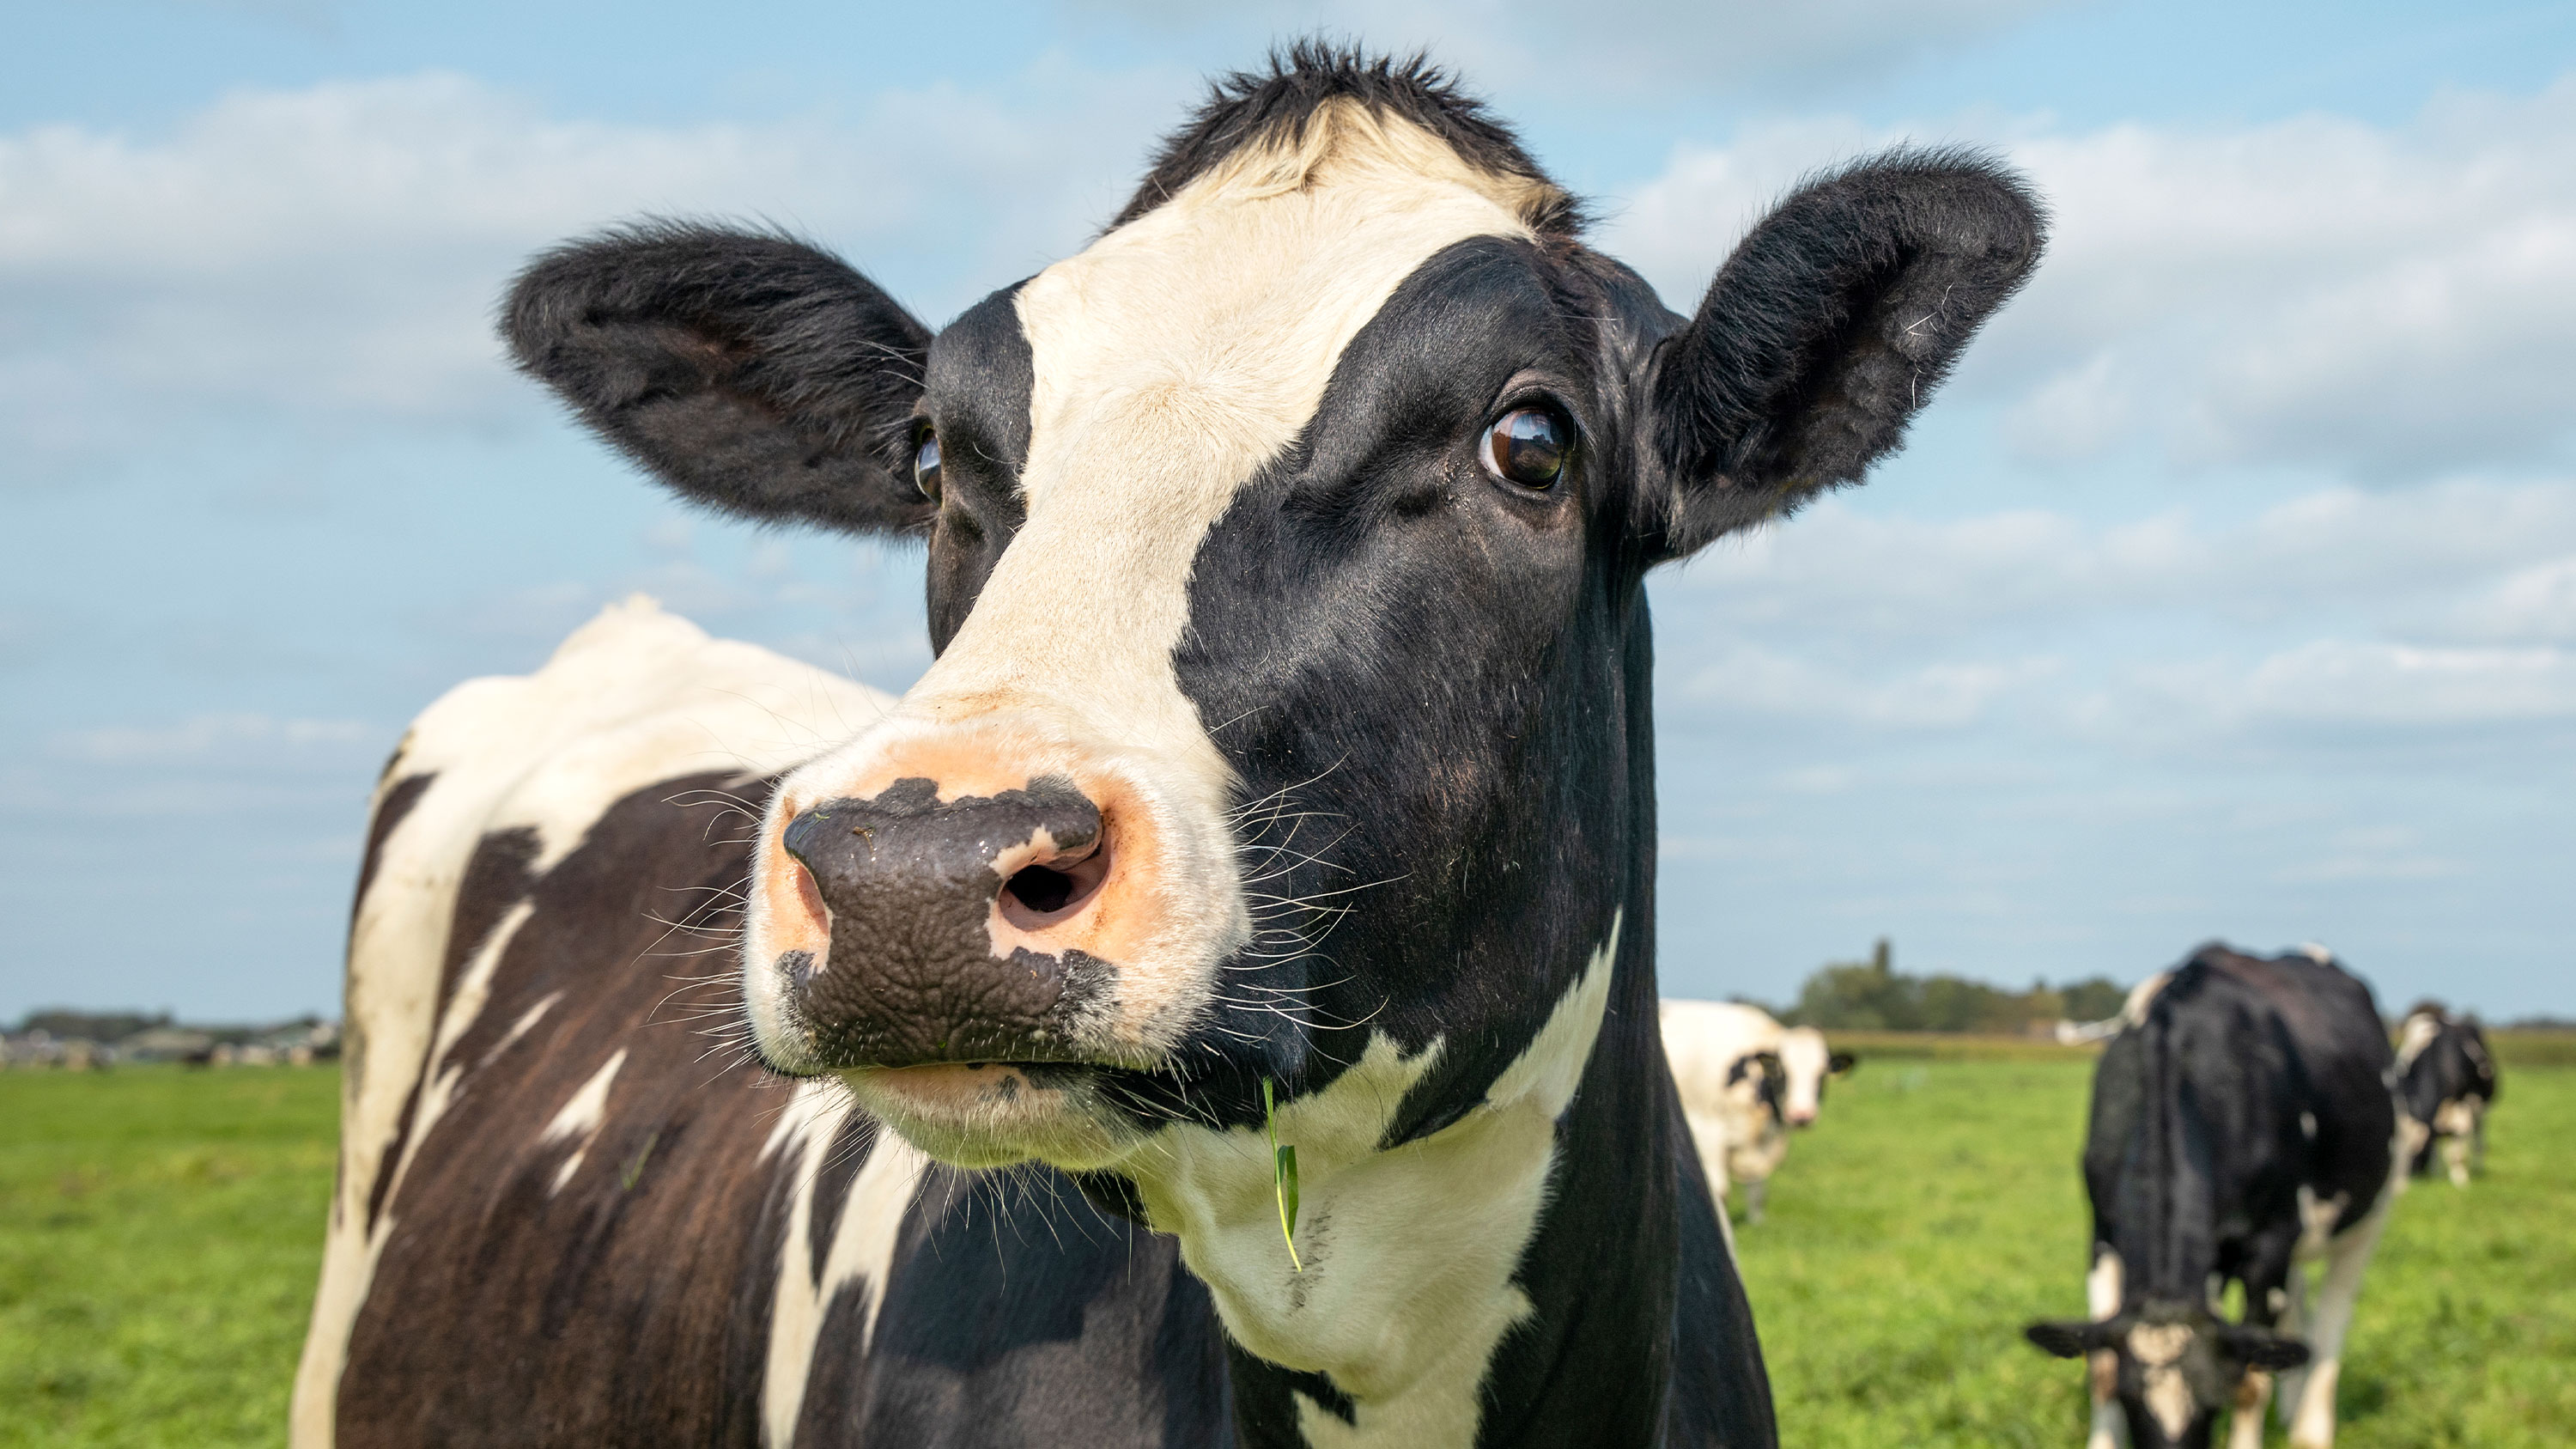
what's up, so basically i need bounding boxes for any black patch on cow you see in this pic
[1067,1170,1149,1226]
[352,770,433,924]
[1642,148,2044,557]
[831,1165,1233,1445]
[502,222,933,537]
[1225,1340,1358,1444]
[920,283,1035,655]
[1115,39,1581,235]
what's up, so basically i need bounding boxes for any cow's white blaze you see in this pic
[754,101,1549,1068]
[1128,916,1619,1449]
[292,600,891,1449]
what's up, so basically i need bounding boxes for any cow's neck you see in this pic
[1126,913,1674,1448]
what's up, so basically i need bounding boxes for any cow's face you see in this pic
[2028,1308,2311,1448]
[507,84,2038,1180]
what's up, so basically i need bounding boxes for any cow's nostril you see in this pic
[998,837,1112,928]
[1008,864,1077,913]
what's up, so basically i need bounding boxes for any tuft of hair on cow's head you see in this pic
[497,44,2045,1199]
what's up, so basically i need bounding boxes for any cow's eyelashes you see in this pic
[913,429,943,503]
[1478,405,1572,491]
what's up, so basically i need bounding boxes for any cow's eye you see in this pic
[1479,406,1570,490]
[913,431,943,503]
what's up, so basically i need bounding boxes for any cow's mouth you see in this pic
[841,1058,1143,1170]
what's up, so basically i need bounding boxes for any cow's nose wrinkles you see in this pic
[774,775,1114,1068]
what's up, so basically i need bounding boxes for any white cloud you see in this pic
[1675,641,2057,728]
[1651,478,2576,743]
[0,69,1170,473]
[1604,74,2576,482]
[52,712,375,763]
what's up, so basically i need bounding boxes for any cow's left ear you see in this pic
[1638,149,2044,559]
[502,222,934,536]
[2025,1319,2118,1359]
[1828,1051,1858,1075]
[2218,1326,2312,1373]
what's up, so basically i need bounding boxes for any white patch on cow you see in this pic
[2087,1250,2124,1320]
[2120,972,2174,1028]
[2083,1248,2129,1448]
[756,103,1544,1072]
[2300,1110,2318,1141]
[2127,1321,2197,1440]
[758,1079,931,1449]
[2274,1124,2406,1447]
[2294,942,2334,965]
[2293,1185,2348,1259]
[1128,916,1619,1449]
[481,991,560,1068]
[293,600,893,1449]
[1775,1026,1834,1125]
[2395,1011,2441,1069]
[538,1049,628,1196]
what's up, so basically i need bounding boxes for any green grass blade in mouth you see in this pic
[1263,1078,1303,1273]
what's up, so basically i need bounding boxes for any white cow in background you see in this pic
[1660,1001,1855,1238]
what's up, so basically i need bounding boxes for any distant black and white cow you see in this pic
[2025,944,2403,1449]
[2395,1001,2499,1188]
[1660,1001,1853,1229]
[293,46,2041,1449]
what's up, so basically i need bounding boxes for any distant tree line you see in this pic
[1763,940,2129,1034]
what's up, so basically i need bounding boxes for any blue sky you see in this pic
[6,0,2573,1022]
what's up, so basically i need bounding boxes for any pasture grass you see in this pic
[0,1056,2567,1446]
[1735,1054,2576,1447]
[0,1066,337,1448]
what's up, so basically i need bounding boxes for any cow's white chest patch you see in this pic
[1130,916,1620,1448]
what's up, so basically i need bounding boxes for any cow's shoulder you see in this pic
[297,600,894,1447]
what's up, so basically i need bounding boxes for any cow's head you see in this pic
[506,50,2038,1197]
[1776,1026,1856,1126]
[2027,1306,2310,1448]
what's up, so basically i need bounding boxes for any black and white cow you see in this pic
[2026,944,2403,1449]
[294,46,2042,1449]
[1659,1001,1854,1230]
[2395,1001,2499,1187]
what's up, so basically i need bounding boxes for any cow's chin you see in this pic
[839,1062,1142,1172]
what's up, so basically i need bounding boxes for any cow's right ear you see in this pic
[1637,149,2044,560]
[2025,1320,2117,1359]
[502,222,934,536]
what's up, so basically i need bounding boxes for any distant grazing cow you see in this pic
[2395,1002,2498,1187]
[2026,944,2402,1449]
[293,46,2042,1448]
[1660,1001,1853,1230]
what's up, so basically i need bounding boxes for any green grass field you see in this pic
[1,1056,2567,1446]
[0,1068,335,1448]
[1734,1054,2576,1447]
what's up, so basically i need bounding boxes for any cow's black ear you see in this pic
[1828,1051,1858,1075]
[503,222,933,535]
[2025,1320,2112,1359]
[2219,1327,2312,1373]
[1639,149,2044,559]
